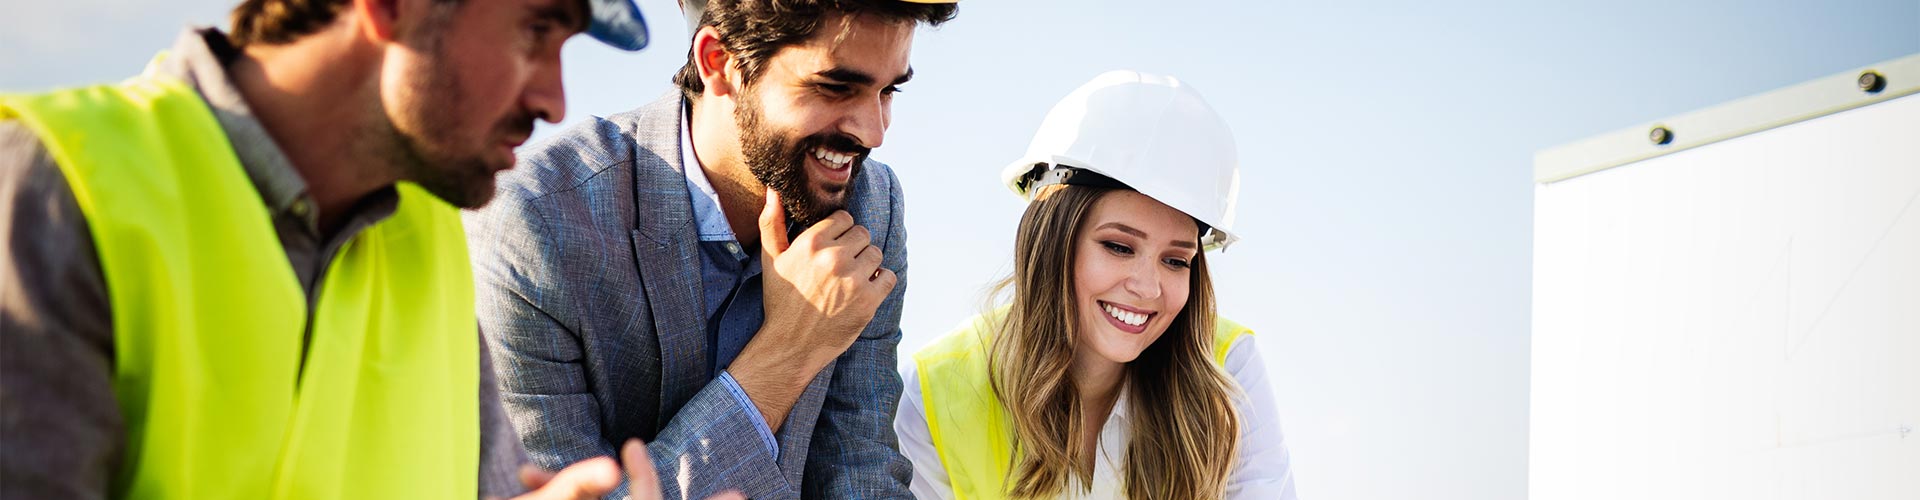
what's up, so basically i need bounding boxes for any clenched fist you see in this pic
[727,189,897,430]
[757,189,898,356]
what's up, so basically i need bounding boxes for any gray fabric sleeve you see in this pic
[470,186,792,500]
[651,373,796,499]
[478,330,534,498]
[0,121,121,500]
[801,165,914,499]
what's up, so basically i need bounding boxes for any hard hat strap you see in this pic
[1017,163,1132,194]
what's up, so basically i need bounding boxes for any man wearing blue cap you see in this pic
[0,0,691,499]
[466,0,957,498]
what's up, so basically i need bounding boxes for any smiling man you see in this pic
[0,0,667,498]
[462,0,956,498]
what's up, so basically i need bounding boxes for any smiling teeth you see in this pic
[1102,303,1148,327]
[813,147,853,167]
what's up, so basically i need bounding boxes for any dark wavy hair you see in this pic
[672,0,957,101]
[229,0,464,47]
[228,0,351,46]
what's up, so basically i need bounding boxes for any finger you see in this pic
[758,189,790,258]
[622,438,663,500]
[518,464,557,490]
[872,268,899,292]
[855,244,883,269]
[704,491,748,500]
[517,457,620,500]
[823,211,857,240]
[837,224,872,250]
[798,211,855,246]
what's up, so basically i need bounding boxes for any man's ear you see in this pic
[693,26,740,98]
[356,0,406,42]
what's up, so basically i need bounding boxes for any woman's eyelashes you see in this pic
[1102,239,1194,270]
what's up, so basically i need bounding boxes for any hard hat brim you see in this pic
[1002,160,1240,252]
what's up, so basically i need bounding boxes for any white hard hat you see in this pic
[1002,70,1242,251]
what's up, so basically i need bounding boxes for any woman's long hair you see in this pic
[987,184,1243,499]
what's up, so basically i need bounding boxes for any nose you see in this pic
[1122,258,1163,301]
[523,51,567,124]
[839,92,889,149]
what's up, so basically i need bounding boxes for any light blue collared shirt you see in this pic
[680,104,779,457]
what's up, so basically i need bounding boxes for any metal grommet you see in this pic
[1648,126,1674,146]
[1858,70,1887,93]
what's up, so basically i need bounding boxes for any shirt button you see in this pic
[725,242,741,255]
[289,199,312,219]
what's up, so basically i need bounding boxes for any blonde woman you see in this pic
[895,71,1298,499]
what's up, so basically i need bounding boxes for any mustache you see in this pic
[500,110,537,144]
[800,132,871,161]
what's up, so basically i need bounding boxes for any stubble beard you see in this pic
[383,8,529,209]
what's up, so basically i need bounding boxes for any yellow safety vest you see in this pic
[913,307,1251,500]
[1,65,478,500]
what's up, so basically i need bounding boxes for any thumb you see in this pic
[758,189,790,258]
[622,439,664,500]
[517,464,557,491]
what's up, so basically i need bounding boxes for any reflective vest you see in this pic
[913,307,1251,499]
[0,63,479,500]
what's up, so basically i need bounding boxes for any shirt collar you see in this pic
[680,101,738,242]
[149,27,395,233]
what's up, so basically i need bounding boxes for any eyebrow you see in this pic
[817,66,915,87]
[532,1,587,33]
[1095,222,1199,249]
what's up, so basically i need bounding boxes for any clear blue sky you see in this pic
[4,1,1916,499]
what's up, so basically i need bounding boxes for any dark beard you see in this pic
[734,91,869,228]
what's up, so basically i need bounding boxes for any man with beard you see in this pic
[0,0,707,499]
[462,0,957,497]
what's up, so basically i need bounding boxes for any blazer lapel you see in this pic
[624,94,710,423]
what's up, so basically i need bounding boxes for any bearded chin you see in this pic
[754,149,846,229]
[736,98,856,229]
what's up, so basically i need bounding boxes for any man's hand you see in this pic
[757,190,898,357]
[505,439,745,500]
[730,189,898,430]
[508,455,618,500]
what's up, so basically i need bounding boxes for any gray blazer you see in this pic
[463,94,912,499]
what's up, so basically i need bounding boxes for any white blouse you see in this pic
[895,335,1300,499]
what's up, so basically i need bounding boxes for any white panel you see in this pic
[1531,94,1920,500]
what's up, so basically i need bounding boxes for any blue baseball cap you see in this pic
[585,0,650,51]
